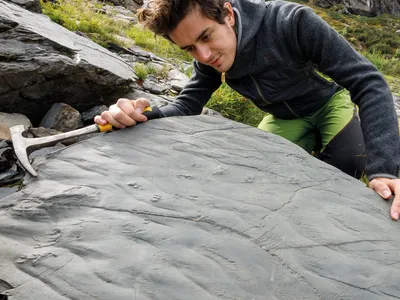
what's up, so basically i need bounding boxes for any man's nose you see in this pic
[196,45,212,62]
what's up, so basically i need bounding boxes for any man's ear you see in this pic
[223,2,235,26]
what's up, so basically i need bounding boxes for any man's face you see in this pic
[169,3,237,73]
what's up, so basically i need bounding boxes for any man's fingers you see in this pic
[369,178,392,199]
[370,178,400,221]
[390,194,400,220]
[388,179,400,220]
[101,109,130,128]
[116,98,136,117]
[132,98,150,122]
[93,98,150,128]
[94,115,107,125]
[134,98,151,112]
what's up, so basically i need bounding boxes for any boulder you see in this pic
[40,103,84,132]
[0,1,137,125]
[1,115,399,299]
[0,112,31,140]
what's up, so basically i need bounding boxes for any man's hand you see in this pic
[94,98,150,128]
[369,178,400,220]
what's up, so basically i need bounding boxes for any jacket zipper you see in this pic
[250,75,271,104]
[250,75,301,118]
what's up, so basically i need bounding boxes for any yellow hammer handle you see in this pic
[97,106,153,133]
[98,123,113,132]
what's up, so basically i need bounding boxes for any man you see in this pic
[95,0,400,219]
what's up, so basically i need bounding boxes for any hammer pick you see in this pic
[10,123,113,177]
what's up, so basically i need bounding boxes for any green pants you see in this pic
[258,89,354,153]
[258,89,366,178]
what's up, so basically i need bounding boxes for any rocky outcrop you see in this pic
[105,0,143,11]
[371,0,400,16]
[1,115,400,299]
[343,0,378,16]
[7,0,41,13]
[0,1,137,125]
[314,0,343,8]
[315,0,400,17]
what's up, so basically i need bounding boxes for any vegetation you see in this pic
[41,0,192,62]
[207,84,265,127]
[41,0,126,46]
[41,0,400,127]
[133,63,171,81]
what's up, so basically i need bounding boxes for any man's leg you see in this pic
[316,90,366,179]
[258,113,316,154]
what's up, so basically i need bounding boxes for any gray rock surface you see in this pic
[1,115,399,299]
[343,0,378,16]
[143,77,169,94]
[168,69,190,92]
[0,1,137,125]
[104,0,143,11]
[314,0,343,8]
[393,95,400,116]
[7,0,41,13]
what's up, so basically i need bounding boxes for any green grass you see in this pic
[125,26,192,62]
[41,0,127,47]
[133,62,171,80]
[312,3,400,57]
[133,63,148,80]
[206,83,265,127]
[363,51,400,77]
[41,0,192,62]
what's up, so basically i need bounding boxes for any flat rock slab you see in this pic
[0,116,399,299]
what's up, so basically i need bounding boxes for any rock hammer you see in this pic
[10,106,161,177]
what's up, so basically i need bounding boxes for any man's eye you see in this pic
[185,46,194,52]
[202,34,210,41]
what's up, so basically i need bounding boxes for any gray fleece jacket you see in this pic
[159,0,400,180]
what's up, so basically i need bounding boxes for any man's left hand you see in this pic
[369,178,400,220]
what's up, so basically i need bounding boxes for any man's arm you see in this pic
[286,5,400,218]
[95,61,221,127]
[160,61,222,117]
[288,5,399,179]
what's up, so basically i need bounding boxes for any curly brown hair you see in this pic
[137,0,230,39]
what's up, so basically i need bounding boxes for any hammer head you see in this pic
[10,125,37,177]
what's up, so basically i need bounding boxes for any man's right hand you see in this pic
[94,98,150,128]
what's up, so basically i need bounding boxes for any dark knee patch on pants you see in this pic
[318,115,366,179]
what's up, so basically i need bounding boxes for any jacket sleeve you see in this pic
[160,61,222,117]
[288,5,400,180]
